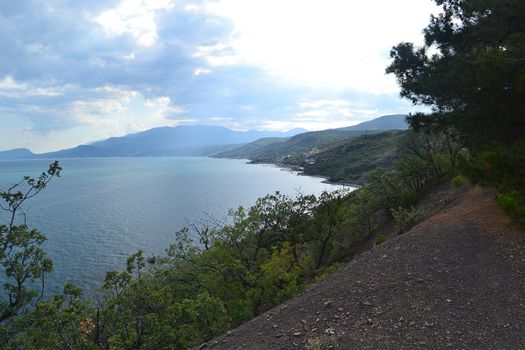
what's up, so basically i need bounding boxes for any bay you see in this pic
[0,157,342,295]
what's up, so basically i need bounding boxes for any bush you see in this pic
[401,190,419,207]
[391,206,426,234]
[374,235,388,246]
[459,140,525,195]
[497,192,525,227]
[451,175,469,188]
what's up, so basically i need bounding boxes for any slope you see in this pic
[199,186,525,349]
[0,148,35,159]
[215,114,408,165]
[215,129,371,163]
[303,131,406,184]
[339,114,407,131]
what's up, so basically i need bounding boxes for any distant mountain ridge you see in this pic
[0,125,307,159]
[0,115,407,159]
[0,148,35,159]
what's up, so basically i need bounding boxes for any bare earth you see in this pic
[198,186,525,350]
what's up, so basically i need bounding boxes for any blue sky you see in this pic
[0,0,438,152]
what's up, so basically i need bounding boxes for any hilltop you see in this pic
[199,185,525,349]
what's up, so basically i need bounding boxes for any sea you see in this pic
[0,157,343,296]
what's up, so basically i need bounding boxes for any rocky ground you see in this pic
[197,186,525,349]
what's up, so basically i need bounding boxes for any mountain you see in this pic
[0,148,35,159]
[215,129,373,163]
[0,126,307,159]
[303,130,406,184]
[215,115,408,164]
[339,114,408,131]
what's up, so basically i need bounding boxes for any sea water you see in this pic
[0,157,343,295]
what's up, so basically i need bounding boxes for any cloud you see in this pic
[93,0,175,47]
[0,0,437,152]
[194,68,212,75]
[0,76,68,98]
[204,0,439,93]
[192,43,241,67]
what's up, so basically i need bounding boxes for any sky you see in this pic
[0,0,439,153]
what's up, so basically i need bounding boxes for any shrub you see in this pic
[374,235,388,246]
[401,190,419,207]
[391,206,426,234]
[451,175,469,188]
[497,192,525,227]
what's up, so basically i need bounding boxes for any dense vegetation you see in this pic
[216,129,373,165]
[303,131,406,184]
[387,0,525,225]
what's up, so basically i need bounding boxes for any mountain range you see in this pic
[214,114,407,162]
[0,114,407,159]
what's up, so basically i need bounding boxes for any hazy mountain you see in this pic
[339,114,407,131]
[0,148,35,159]
[0,125,307,159]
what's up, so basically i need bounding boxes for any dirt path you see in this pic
[198,186,525,349]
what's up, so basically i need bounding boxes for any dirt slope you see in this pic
[198,186,525,350]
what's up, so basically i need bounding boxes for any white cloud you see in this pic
[193,42,241,67]
[203,0,439,93]
[298,99,350,109]
[194,67,212,75]
[184,4,201,12]
[93,0,175,47]
[145,96,184,114]
[0,76,26,90]
[91,85,139,102]
[208,116,233,121]
[0,76,68,97]
[71,99,127,116]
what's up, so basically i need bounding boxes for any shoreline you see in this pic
[245,159,362,189]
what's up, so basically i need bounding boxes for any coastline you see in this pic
[244,159,362,189]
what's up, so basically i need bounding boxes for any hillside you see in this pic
[215,129,372,163]
[340,114,407,131]
[198,185,525,349]
[0,148,35,159]
[215,115,408,173]
[303,131,406,184]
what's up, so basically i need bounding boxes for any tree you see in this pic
[0,161,61,327]
[386,0,525,149]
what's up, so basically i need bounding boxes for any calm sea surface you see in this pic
[0,157,341,295]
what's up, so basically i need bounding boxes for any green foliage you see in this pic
[387,0,525,148]
[387,0,525,222]
[303,131,406,183]
[217,129,372,165]
[391,206,426,234]
[459,140,525,194]
[6,284,96,350]
[0,161,61,336]
[497,192,525,227]
[452,175,469,189]
[374,235,388,246]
